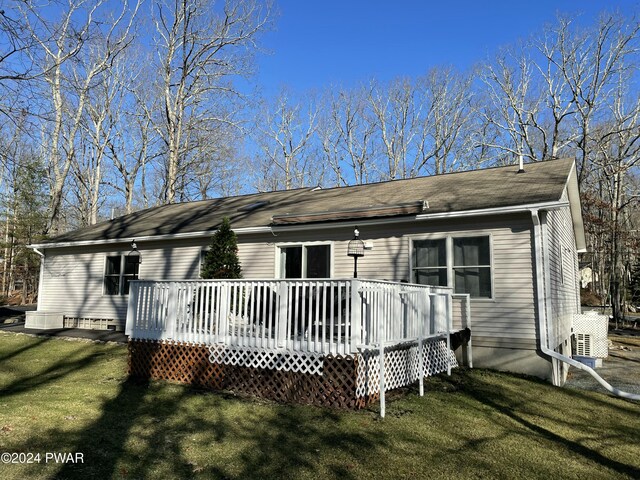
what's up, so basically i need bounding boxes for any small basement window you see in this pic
[104,255,139,296]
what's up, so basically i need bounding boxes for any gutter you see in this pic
[416,200,569,221]
[531,208,640,401]
[31,200,570,250]
[28,226,273,250]
[30,247,45,311]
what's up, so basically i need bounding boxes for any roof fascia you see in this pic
[272,201,570,232]
[414,201,569,221]
[563,161,587,252]
[29,226,273,250]
[30,200,570,250]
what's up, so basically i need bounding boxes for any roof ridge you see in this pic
[41,158,575,244]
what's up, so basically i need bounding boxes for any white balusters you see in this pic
[125,278,458,355]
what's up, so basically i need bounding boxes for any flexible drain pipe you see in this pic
[531,209,640,401]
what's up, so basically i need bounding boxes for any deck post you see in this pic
[418,288,426,396]
[218,283,229,344]
[350,279,361,354]
[166,282,178,341]
[464,294,473,368]
[446,292,452,376]
[418,335,424,396]
[379,306,386,418]
[428,293,437,335]
[125,281,139,337]
[277,281,289,348]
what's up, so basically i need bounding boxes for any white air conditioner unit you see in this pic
[575,333,593,357]
[572,313,608,367]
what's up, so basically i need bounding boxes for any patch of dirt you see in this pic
[565,333,640,396]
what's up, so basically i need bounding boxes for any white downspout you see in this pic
[531,209,640,401]
[31,247,45,311]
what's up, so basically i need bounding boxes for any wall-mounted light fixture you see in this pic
[347,227,365,278]
[128,240,142,265]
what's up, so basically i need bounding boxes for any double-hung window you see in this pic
[412,235,492,298]
[279,244,331,279]
[104,255,139,295]
[412,239,447,287]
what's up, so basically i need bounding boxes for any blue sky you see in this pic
[255,0,640,94]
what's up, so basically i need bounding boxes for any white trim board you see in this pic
[30,200,569,250]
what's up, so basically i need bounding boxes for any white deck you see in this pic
[126,278,470,356]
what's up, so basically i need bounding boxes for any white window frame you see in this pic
[102,254,139,296]
[409,233,494,300]
[275,241,334,279]
[199,248,208,276]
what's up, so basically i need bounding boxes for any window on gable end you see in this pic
[104,254,139,296]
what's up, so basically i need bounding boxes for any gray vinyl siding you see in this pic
[39,248,129,320]
[544,193,580,349]
[393,219,536,347]
[258,217,538,347]
[38,238,275,321]
[37,214,538,347]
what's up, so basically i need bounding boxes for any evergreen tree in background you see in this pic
[201,217,242,279]
[1,148,48,303]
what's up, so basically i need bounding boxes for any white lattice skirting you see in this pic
[356,338,458,397]
[209,346,325,375]
[208,337,457,398]
[573,313,609,358]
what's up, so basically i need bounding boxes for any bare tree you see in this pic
[533,14,640,321]
[253,89,320,191]
[321,85,378,185]
[366,70,479,180]
[69,54,124,226]
[0,7,38,124]
[369,77,420,179]
[102,49,159,215]
[152,0,270,203]
[481,47,544,162]
[546,14,640,184]
[0,120,46,302]
[19,0,139,234]
[416,68,478,175]
[590,67,640,324]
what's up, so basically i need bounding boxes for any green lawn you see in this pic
[0,332,638,480]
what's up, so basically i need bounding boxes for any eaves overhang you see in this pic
[28,226,273,250]
[29,200,571,250]
[414,201,569,221]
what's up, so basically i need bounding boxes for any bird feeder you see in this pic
[347,227,365,278]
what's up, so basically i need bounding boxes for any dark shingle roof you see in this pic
[44,158,575,244]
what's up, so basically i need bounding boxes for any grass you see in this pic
[0,332,639,480]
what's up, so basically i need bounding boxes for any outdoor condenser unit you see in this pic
[572,313,608,368]
[575,332,593,357]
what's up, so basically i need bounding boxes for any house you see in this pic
[28,158,585,387]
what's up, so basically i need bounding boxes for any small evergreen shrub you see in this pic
[201,217,243,279]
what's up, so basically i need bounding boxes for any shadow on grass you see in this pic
[426,370,640,478]
[0,333,387,479]
[10,376,386,479]
[227,406,382,480]
[56,378,198,479]
[0,335,51,363]
[0,341,114,400]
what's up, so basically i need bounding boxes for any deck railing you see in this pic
[125,278,464,355]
